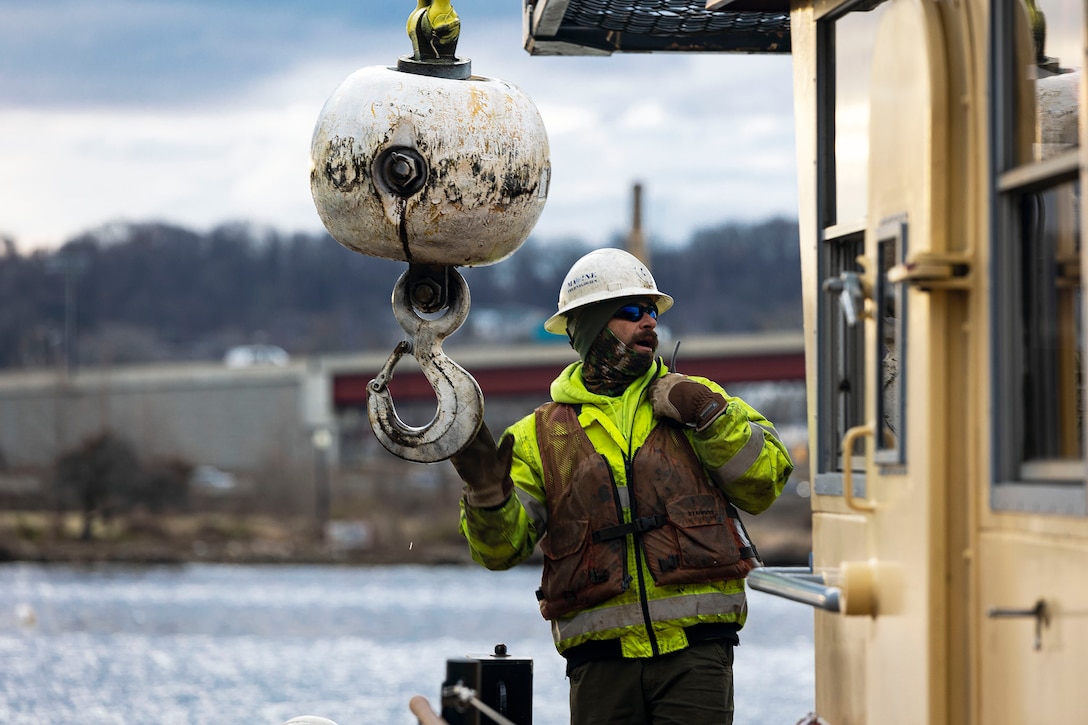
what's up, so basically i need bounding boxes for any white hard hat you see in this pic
[543,248,673,334]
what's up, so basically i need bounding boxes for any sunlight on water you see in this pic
[0,563,813,724]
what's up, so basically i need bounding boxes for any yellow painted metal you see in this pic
[840,424,876,512]
[977,533,1088,723]
[791,0,1088,721]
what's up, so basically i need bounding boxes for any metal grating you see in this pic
[525,0,791,55]
[565,0,789,38]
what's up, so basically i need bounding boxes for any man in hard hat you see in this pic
[451,247,794,724]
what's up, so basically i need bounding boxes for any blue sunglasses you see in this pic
[613,303,659,322]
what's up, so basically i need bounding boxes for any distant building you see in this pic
[223,344,289,368]
[0,334,804,509]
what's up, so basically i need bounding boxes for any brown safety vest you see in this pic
[534,402,760,620]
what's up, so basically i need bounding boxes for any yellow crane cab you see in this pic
[524,1,1085,723]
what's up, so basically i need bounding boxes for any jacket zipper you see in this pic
[625,451,660,656]
[625,362,661,657]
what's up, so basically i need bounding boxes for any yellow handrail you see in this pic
[841,424,876,511]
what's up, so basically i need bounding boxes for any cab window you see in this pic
[991,0,1084,513]
[814,0,889,494]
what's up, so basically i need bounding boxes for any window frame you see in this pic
[812,0,886,496]
[873,215,908,466]
[989,0,1086,515]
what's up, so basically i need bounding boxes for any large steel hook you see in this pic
[367,266,483,463]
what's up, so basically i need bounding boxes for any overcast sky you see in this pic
[0,0,797,253]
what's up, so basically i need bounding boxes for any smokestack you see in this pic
[627,182,649,270]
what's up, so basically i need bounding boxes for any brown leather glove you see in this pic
[450,422,515,508]
[649,373,729,432]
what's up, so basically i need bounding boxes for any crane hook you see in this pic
[367,266,483,463]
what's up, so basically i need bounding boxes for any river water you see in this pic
[0,563,814,724]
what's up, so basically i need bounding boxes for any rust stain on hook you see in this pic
[395,196,413,262]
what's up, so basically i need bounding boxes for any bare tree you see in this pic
[55,431,141,540]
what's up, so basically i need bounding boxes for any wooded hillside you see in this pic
[0,217,801,370]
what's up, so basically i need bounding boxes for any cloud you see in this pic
[0,1,797,252]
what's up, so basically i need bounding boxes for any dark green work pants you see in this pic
[567,640,735,725]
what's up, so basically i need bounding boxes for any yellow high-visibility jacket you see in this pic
[460,358,794,659]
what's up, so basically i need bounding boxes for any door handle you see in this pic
[841,424,876,511]
[988,599,1049,650]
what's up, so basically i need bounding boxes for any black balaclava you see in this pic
[568,298,656,396]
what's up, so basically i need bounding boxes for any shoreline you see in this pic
[0,501,813,569]
[0,533,812,569]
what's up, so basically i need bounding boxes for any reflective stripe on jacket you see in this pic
[459,359,794,658]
